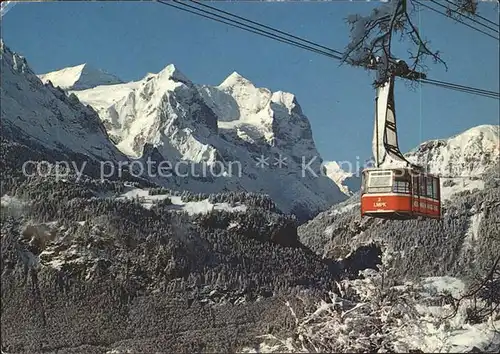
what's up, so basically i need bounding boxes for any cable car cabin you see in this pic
[361,168,441,220]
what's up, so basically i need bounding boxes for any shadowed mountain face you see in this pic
[0,41,127,164]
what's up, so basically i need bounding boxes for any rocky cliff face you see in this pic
[0,41,129,168]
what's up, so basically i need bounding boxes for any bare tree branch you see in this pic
[342,0,495,86]
[444,255,500,322]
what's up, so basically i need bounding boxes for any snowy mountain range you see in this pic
[3,38,498,223]
[36,60,348,221]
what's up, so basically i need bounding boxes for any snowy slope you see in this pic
[405,125,499,201]
[38,63,123,90]
[242,273,500,353]
[69,65,347,220]
[116,187,248,214]
[0,41,126,163]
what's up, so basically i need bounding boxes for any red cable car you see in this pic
[361,167,441,219]
[360,71,441,220]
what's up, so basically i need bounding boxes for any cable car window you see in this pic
[394,169,410,180]
[426,177,434,198]
[393,170,410,193]
[393,180,410,193]
[367,171,393,193]
[412,176,419,195]
[433,177,439,200]
[419,175,426,197]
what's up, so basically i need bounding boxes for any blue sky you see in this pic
[2,1,499,165]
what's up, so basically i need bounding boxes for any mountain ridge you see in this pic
[38,63,124,90]
[61,62,348,221]
[0,41,127,165]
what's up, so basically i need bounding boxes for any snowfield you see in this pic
[117,187,248,215]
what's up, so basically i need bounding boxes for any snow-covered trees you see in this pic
[243,267,500,353]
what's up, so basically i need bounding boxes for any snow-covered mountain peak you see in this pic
[407,124,499,178]
[324,161,353,181]
[323,161,361,196]
[219,71,253,89]
[200,73,316,160]
[157,63,191,84]
[72,63,219,159]
[448,124,498,150]
[271,91,302,115]
[215,71,272,118]
[405,124,499,200]
[38,63,123,90]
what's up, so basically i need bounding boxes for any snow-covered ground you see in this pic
[241,272,500,353]
[117,187,247,215]
[330,201,360,216]
[0,195,26,209]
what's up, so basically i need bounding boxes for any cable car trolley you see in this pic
[360,71,441,220]
[361,167,441,219]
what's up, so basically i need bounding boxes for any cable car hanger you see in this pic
[361,58,442,221]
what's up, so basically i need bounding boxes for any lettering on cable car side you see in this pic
[373,197,387,208]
